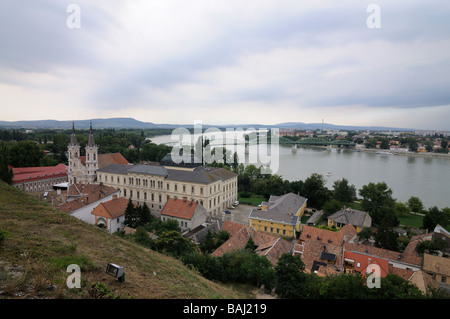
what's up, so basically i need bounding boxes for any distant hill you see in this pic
[0,182,245,299]
[0,117,415,131]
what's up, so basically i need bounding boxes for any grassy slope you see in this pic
[0,182,245,299]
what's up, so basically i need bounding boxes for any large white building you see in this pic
[97,163,238,217]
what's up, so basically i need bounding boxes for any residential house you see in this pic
[327,208,372,232]
[160,197,207,232]
[293,225,345,276]
[212,221,294,266]
[58,183,120,225]
[422,253,450,293]
[249,192,308,238]
[91,195,129,233]
[433,224,450,254]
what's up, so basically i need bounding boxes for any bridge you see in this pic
[279,137,355,147]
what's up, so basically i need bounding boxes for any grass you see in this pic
[238,194,268,206]
[397,213,424,228]
[0,181,246,299]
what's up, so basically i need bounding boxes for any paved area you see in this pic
[211,203,257,226]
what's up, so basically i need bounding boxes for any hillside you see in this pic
[0,182,245,299]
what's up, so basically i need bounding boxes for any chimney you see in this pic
[113,194,118,200]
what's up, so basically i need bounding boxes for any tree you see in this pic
[359,182,397,227]
[422,206,449,232]
[332,178,356,203]
[394,202,411,216]
[0,142,13,184]
[301,173,332,209]
[374,224,399,251]
[407,196,424,213]
[124,199,139,228]
[8,140,44,167]
[151,230,197,258]
[275,253,307,298]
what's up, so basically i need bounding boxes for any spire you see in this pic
[70,121,78,145]
[87,121,95,147]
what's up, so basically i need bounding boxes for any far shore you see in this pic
[284,143,450,159]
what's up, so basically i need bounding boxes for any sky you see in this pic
[1,0,450,130]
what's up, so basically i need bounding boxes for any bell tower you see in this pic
[85,121,99,182]
[67,122,81,185]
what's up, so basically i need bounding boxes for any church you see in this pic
[67,122,129,185]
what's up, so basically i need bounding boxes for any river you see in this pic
[148,133,450,210]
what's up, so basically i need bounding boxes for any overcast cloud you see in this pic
[1,0,449,130]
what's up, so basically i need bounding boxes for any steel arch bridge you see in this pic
[281,137,355,147]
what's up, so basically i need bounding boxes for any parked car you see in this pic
[233,201,239,206]
[224,210,231,214]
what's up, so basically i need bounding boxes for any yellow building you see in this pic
[327,208,372,232]
[249,193,307,238]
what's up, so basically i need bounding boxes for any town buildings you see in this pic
[327,208,372,232]
[248,192,307,237]
[90,195,130,234]
[97,163,238,217]
[12,163,68,192]
[161,197,207,232]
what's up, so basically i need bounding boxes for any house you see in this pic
[422,253,450,293]
[58,183,120,225]
[433,224,450,254]
[12,163,68,193]
[293,225,345,276]
[249,192,308,238]
[327,208,372,232]
[91,195,129,233]
[211,221,294,266]
[160,197,207,232]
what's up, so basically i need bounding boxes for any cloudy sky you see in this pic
[1,0,449,130]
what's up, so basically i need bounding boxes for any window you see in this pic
[442,276,447,283]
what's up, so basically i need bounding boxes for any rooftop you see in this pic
[249,192,307,225]
[161,197,198,220]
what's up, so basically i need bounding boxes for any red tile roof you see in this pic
[161,198,197,220]
[91,197,129,219]
[12,163,67,183]
[79,153,129,169]
[344,250,389,277]
[212,221,293,265]
[300,225,344,246]
[59,183,119,213]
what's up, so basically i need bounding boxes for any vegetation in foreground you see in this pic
[0,181,245,299]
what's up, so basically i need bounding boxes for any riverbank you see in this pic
[288,144,450,159]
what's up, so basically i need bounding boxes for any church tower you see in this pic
[85,121,98,182]
[67,122,81,185]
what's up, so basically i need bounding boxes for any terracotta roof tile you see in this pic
[161,198,197,220]
[91,197,129,219]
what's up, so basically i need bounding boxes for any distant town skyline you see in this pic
[1,1,449,130]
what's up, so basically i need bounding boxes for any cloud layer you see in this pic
[1,0,449,129]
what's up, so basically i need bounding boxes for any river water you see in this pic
[148,133,450,210]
